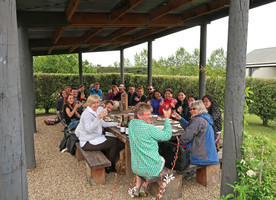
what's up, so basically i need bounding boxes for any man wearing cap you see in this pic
[113,84,126,101]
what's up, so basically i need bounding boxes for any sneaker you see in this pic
[139,186,146,196]
[133,187,140,197]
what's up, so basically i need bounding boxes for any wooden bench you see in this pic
[141,152,223,199]
[75,142,111,185]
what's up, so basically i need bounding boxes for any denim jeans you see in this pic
[68,119,79,130]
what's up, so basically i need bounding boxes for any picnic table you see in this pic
[105,109,184,178]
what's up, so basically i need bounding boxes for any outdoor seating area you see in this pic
[27,115,221,199]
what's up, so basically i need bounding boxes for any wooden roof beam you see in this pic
[150,0,195,21]
[182,0,230,21]
[132,27,167,40]
[48,47,54,54]
[81,28,104,43]
[88,44,104,52]
[69,45,79,53]
[111,0,145,21]
[106,43,128,50]
[108,27,137,41]
[53,27,65,44]
[65,0,83,21]
[69,13,184,27]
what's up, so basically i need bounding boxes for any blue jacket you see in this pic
[179,113,219,165]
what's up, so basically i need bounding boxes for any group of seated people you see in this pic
[55,82,222,196]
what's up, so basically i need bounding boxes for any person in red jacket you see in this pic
[158,88,177,118]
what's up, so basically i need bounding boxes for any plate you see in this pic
[170,120,179,124]
[156,116,163,121]
[172,129,179,133]
[104,117,113,122]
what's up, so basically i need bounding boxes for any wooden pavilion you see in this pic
[0,0,275,199]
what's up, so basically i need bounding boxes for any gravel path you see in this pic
[27,115,221,200]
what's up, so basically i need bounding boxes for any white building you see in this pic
[246,47,276,78]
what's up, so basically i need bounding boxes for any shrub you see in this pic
[221,132,276,199]
[246,78,276,126]
[34,73,276,125]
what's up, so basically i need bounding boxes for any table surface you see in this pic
[105,109,185,144]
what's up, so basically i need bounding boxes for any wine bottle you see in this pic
[120,115,126,134]
[125,116,130,135]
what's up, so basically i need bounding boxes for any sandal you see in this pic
[133,187,140,197]
[139,186,148,197]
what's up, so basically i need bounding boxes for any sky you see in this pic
[82,2,276,66]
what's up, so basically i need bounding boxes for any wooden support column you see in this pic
[199,24,207,99]
[78,53,83,85]
[0,0,28,198]
[147,41,153,86]
[18,25,36,169]
[120,49,124,85]
[221,0,249,196]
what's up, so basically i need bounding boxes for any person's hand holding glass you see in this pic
[163,108,171,119]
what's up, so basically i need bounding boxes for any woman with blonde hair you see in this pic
[75,94,121,172]
[173,100,218,165]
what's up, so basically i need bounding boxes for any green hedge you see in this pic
[34,73,276,125]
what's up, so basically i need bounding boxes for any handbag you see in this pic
[159,142,190,173]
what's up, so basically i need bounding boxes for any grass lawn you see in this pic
[244,114,276,142]
[36,108,56,115]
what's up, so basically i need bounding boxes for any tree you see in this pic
[174,47,191,66]
[190,48,200,66]
[33,54,93,74]
[207,48,227,69]
[134,49,148,67]
[113,58,133,67]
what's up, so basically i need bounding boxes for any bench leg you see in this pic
[196,163,220,187]
[149,173,182,200]
[85,163,105,185]
[75,147,84,161]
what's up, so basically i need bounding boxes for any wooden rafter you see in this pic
[182,0,230,21]
[88,44,104,52]
[82,28,104,43]
[53,27,65,44]
[48,47,54,54]
[109,27,137,41]
[48,36,132,47]
[106,43,128,51]
[69,13,183,27]
[65,0,83,21]
[111,0,145,21]
[69,45,79,53]
[132,27,167,40]
[150,0,195,21]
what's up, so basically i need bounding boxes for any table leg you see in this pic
[125,143,133,179]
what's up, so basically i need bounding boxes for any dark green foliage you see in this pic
[246,78,276,126]
[34,74,276,127]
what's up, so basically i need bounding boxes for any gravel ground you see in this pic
[27,115,221,200]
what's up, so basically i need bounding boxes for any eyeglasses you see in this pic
[148,88,153,90]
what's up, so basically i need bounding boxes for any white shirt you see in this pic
[75,106,118,147]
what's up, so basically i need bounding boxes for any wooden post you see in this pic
[221,0,249,196]
[78,53,83,85]
[0,0,28,199]
[199,24,207,99]
[120,49,124,85]
[18,25,36,169]
[147,40,153,86]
